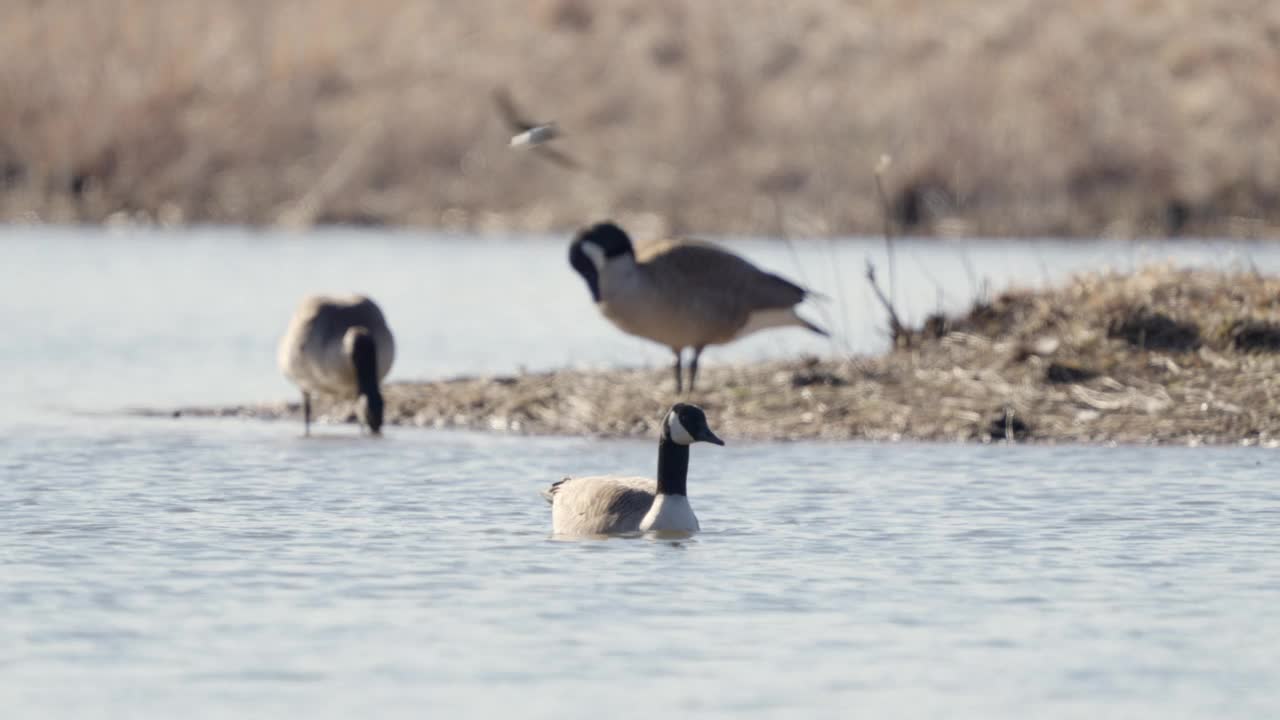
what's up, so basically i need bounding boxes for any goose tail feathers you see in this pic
[800,315,829,337]
[541,477,572,504]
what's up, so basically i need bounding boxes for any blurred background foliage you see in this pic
[2,0,1278,238]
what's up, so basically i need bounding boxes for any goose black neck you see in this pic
[351,334,380,398]
[351,334,384,432]
[569,243,601,301]
[656,436,689,496]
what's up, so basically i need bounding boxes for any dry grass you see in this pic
[167,266,1280,446]
[3,0,1280,237]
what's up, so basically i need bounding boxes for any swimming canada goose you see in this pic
[492,87,581,170]
[542,403,724,536]
[277,294,396,435]
[569,221,828,392]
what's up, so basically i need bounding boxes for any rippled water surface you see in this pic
[3,227,1279,718]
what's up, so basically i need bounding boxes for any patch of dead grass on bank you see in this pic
[166,267,1280,446]
[4,0,1280,237]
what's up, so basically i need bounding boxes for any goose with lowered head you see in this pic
[277,294,395,435]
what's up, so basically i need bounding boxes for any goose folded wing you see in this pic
[643,242,812,312]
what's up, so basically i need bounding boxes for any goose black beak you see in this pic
[699,428,725,446]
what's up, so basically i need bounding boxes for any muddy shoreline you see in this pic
[156,268,1280,447]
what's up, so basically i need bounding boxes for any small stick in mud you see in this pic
[874,155,898,311]
[870,154,907,346]
[865,260,907,347]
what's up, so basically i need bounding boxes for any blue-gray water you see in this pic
[3,226,1279,718]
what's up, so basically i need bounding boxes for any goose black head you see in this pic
[356,392,384,435]
[568,221,635,301]
[663,403,725,446]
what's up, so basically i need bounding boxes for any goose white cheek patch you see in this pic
[581,242,606,271]
[667,412,696,445]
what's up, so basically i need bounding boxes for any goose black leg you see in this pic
[303,391,312,436]
[689,346,705,393]
[672,348,684,394]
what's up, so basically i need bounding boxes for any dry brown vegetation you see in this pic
[171,266,1280,446]
[3,0,1280,237]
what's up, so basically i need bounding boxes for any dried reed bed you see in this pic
[174,267,1280,446]
[4,0,1280,237]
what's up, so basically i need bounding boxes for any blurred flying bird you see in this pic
[493,87,582,171]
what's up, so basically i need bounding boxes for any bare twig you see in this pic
[957,247,986,305]
[874,154,897,311]
[871,155,907,346]
[866,259,907,346]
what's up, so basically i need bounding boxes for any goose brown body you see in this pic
[599,238,819,349]
[570,222,826,391]
[542,476,663,535]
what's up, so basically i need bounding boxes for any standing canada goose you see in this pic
[492,87,582,170]
[569,221,828,392]
[542,403,724,536]
[277,294,395,435]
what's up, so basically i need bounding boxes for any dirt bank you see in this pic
[162,266,1280,446]
[3,1,1280,238]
